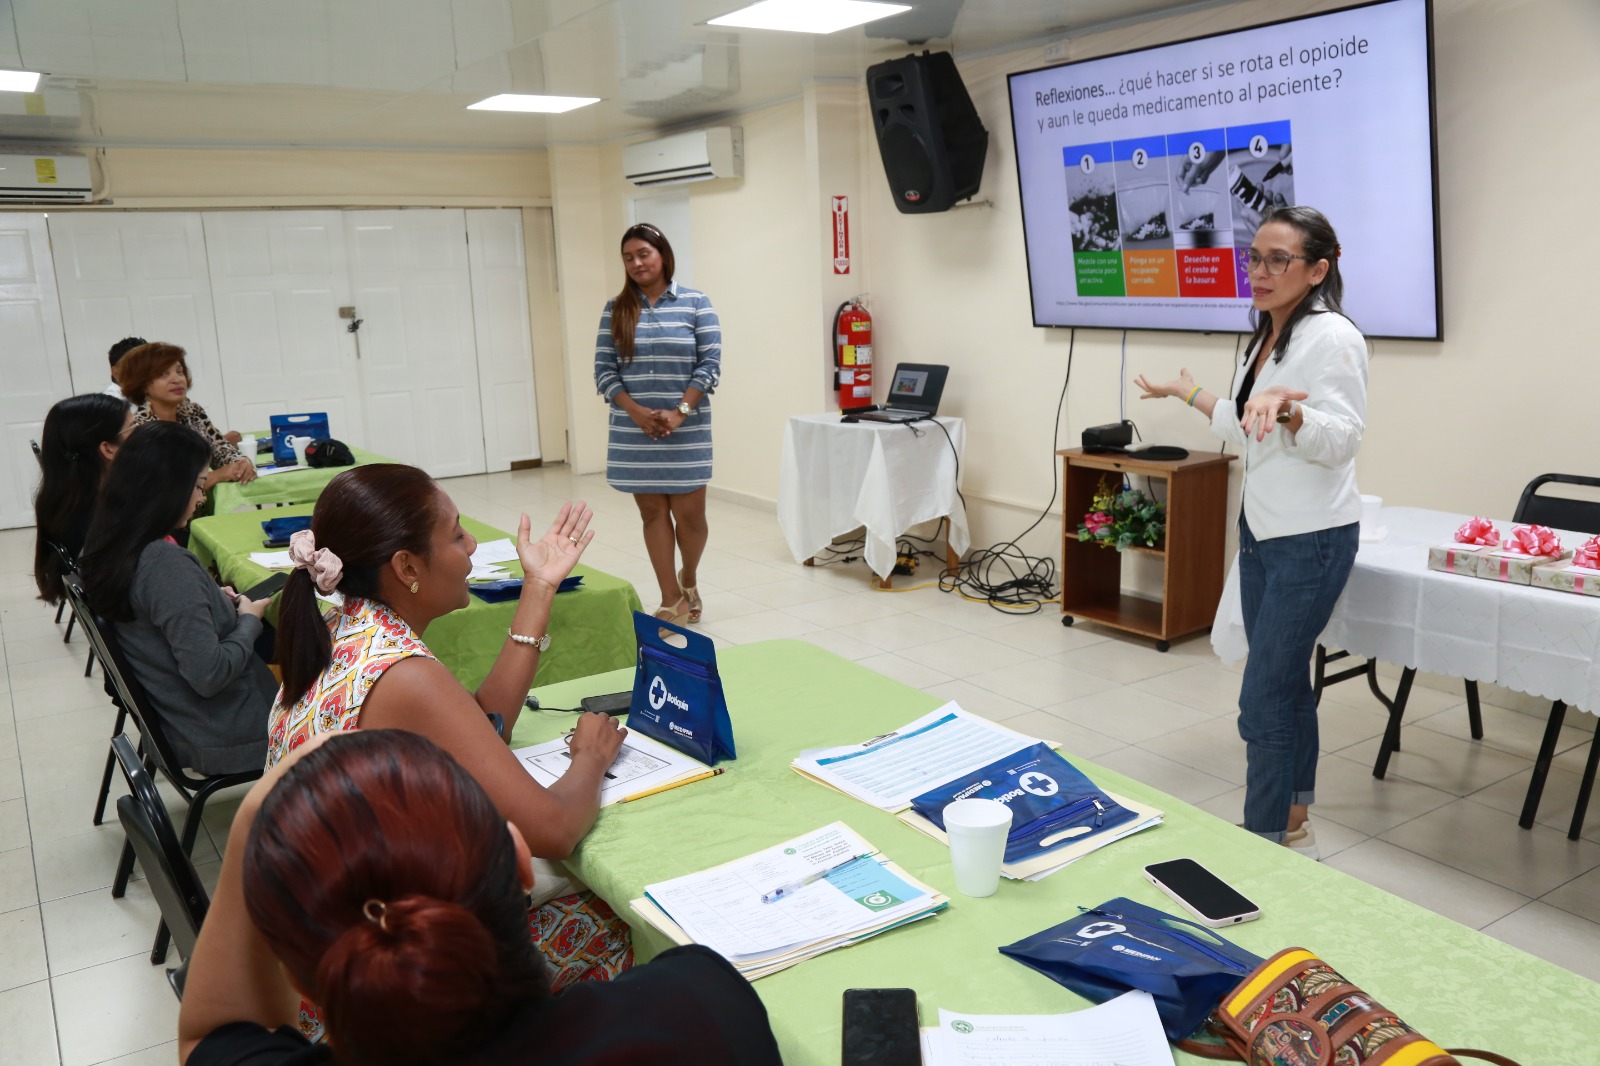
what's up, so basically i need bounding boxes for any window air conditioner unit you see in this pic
[0,152,93,203]
[622,126,742,187]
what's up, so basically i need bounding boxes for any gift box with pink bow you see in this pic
[1472,524,1572,585]
[1531,535,1600,597]
[1426,517,1499,576]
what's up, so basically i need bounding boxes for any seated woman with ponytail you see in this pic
[178,729,782,1066]
[33,392,135,601]
[269,463,632,988]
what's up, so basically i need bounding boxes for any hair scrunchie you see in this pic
[288,529,343,594]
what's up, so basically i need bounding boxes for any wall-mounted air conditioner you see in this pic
[0,152,93,203]
[622,126,742,187]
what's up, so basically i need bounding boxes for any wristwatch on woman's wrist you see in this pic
[1276,402,1296,425]
[675,401,694,417]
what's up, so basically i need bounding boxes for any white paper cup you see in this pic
[239,434,256,461]
[943,798,1012,898]
[1360,494,1383,528]
[291,436,310,466]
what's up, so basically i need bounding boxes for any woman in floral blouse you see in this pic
[118,342,256,487]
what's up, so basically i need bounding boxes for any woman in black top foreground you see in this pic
[178,729,782,1066]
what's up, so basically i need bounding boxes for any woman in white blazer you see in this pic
[1136,206,1367,860]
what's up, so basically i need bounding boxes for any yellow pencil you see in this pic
[622,767,724,803]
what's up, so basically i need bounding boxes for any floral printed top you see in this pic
[265,596,435,768]
[134,398,244,470]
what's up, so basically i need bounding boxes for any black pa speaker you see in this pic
[867,51,988,214]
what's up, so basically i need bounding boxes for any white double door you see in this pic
[49,208,539,480]
[0,215,72,529]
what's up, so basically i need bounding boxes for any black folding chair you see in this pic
[59,572,122,826]
[63,575,261,960]
[112,734,210,974]
[48,541,94,673]
[1318,474,1600,839]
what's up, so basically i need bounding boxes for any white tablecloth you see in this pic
[1212,507,1600,714]
[778,413,969,580]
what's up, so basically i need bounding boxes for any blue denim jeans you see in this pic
[1237,515,1359,841]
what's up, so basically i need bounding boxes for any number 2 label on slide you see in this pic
[1132,148,1147,169]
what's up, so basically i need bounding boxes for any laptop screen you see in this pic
[889,368,930,401]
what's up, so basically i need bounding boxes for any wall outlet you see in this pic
[1044,40,1068,62]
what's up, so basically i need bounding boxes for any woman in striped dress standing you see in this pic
[594,223,722,624]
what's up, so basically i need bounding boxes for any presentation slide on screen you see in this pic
[1009,0,1438,337]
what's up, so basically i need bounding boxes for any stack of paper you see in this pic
[630,822,947,980]
[922,991,1175,1066]
[248,550,295,570]
[513,731,709,807]
[469,537,521,582]
[792,703,1162,881]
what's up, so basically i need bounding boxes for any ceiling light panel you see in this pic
[0,70,43,93]
[467,93,601,113]
[708,1,912,35]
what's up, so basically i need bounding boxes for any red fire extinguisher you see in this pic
[833,297,874,409]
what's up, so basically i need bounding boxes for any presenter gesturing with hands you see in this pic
[1136,206,1369,859]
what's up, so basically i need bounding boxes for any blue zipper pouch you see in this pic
[260,515,313,540]
[468,575,582,603]
[999,897,1262,1041]
[909,743,1139,862]
[628,612,736,765]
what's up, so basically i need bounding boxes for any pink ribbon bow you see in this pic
[288,529,344,594]
[1575,536,1600,570]
[1501,524,1562,558]
[1454,517,1498,546]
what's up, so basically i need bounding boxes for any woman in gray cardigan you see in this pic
[82,422,276,775]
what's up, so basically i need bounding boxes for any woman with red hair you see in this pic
[117,341,255,488]
[178,729,781,1065]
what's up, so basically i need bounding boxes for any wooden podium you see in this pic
[1056,448,1234,651]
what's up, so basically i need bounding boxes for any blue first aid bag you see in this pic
[909,743,1139,863]
[999,897,1262,1041]
[629,612,736,765]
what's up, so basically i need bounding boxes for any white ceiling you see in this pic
[0,0,1207,150]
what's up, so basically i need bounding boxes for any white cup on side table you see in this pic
[290,436,311,466]
[943,798,1013,898]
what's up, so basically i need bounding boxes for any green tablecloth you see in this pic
[210,445,392,512]
[188,504,642,690]
[518,640,1600,1066]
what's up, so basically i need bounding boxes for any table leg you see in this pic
[1519,701,1567,829]
[1370,666,1416,780]
[1570,730,1600,841]
[1465,680,1484,740]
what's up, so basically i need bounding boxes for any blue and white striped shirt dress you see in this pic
[594,282,722,494]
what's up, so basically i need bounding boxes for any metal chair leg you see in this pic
[54,600,65,624]
[151,919,171,965]
[64,612,77,642]
[1570,730,1600,842]
[1519,701,1568,829]
[1371,667,1416,780]
[112,838,136,898]
[1464,680,1483,740]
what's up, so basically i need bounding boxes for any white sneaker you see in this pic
[1284,824,1321,861]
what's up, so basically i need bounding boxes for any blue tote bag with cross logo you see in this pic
[628,612,736,765]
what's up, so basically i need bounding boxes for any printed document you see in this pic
[642,823,935,960]
[248,551,295,570]
[470,538,522,566]
[793,703,1042,810]
[926,991,1173,1066]
[513,731,705,807]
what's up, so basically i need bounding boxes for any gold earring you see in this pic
[409,580,420,594]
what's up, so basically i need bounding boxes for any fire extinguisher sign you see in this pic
[832,196,850,274]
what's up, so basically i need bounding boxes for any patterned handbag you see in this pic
[1180,948,1521,1066]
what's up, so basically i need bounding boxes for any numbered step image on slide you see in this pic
[1114,136,1177,298]
[1064,142,1124,296]
[1169,128,1233,251]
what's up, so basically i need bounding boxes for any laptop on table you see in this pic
[856,363,949,423]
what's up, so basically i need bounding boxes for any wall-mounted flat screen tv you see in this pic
[1008,0,1440,339]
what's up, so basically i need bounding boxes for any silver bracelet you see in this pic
[507,629,551,651]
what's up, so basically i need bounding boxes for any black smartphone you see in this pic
[1144,858,1261,927]
[841,987,919,1066]
[580,691,632,716]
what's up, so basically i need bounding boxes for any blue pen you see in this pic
[760,852,874,904]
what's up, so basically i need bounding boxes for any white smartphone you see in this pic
[1143,858,1261,928]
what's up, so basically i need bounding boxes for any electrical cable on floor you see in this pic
[918,330,1075,615]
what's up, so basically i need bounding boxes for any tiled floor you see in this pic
[2,464,1598,1064]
